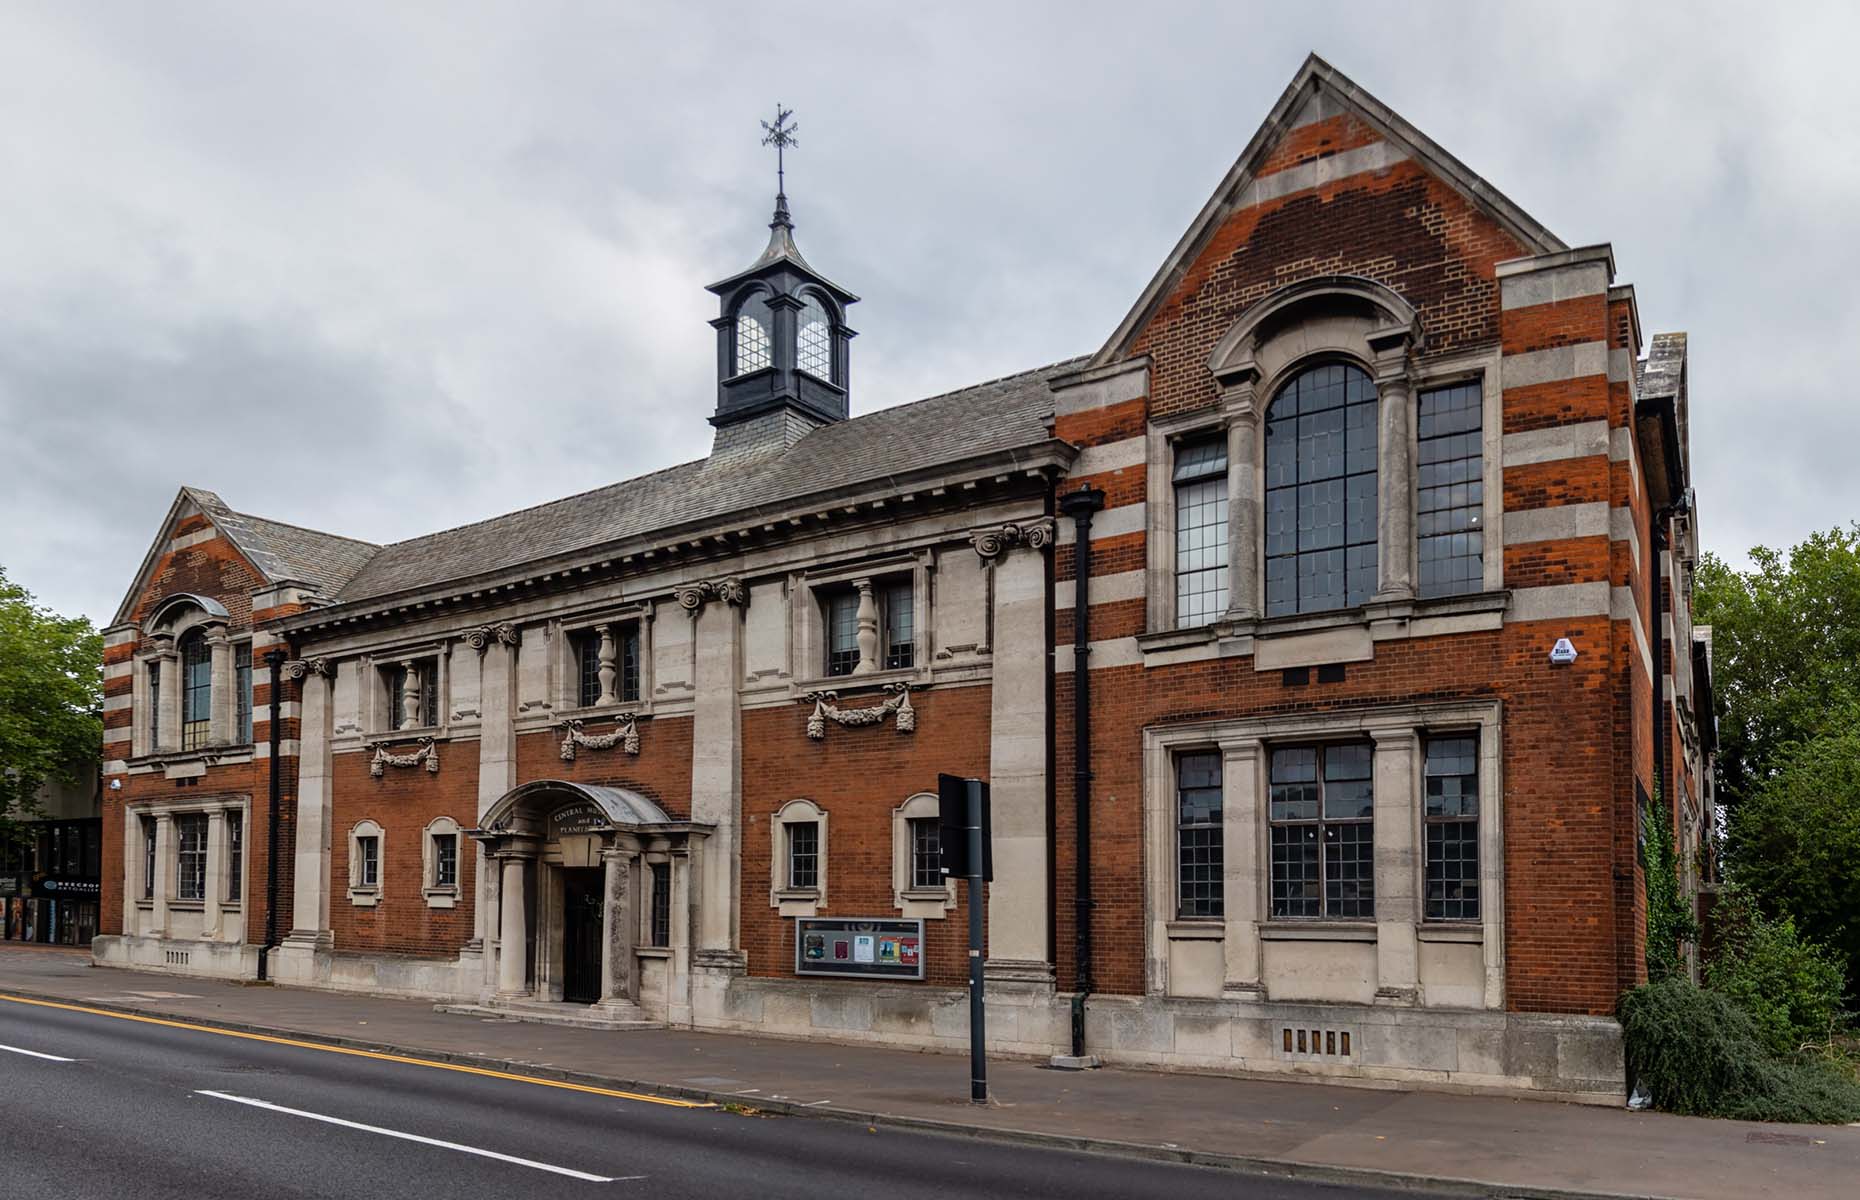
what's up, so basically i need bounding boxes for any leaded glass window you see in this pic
[1265,363,1379,616]
[235,642,253,744]
[147,662,161,749]
[1424,735,1481,920]
[1174,437,1229,627]
[227,811,243,901]
[386,661,438,730]
[175,814,208,901]
[142,816,156,899]
[1176,751,1224,918]
[798,294,833,381]
[787,821,819,890]
[649,862,671,947]
[883,581,914,670]
[1418,382,1484,597]
[910,817,942,889]
[180,630,211,750]
[825,590,859,677]
[358,835,380,888]
[619,624,641,702]
[734,293,772,375]
[433,832,458,890]
[1269,743,1374,919]
[577,631,602,708]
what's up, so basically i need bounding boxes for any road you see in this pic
[0,993,1430,1200]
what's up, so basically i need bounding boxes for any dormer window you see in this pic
[797,294,833,382]
[734,291,773,376]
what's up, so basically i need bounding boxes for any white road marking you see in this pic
[195,1090,638,1183]
[0,1043,75,1062]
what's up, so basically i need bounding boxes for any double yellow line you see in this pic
[0,991,708,1109]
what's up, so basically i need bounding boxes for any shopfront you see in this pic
[2,818,102,946]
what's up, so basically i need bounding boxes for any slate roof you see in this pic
[185,488,381,597]
[331,357,1083,606]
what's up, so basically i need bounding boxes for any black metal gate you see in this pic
[562,868,604,1004]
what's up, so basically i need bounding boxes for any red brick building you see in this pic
[96,56,1712,1101]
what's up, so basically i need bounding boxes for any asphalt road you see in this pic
[0,996,1431,1200]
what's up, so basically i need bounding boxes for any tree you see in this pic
[0,566,102,846]
[1693,525,1860,811]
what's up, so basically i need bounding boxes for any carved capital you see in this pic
[461,622,519,653]
[675,578,749,615]
[970,518,1056,563]
[279,657,333,681]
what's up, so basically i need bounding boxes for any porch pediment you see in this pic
[476,779,675,838]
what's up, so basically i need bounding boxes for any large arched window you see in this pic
[733,291,773,376]
[179,628,212,750]
[1264,362,1379,616]
[797,294,833,382]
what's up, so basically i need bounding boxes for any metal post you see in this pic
[967,777,987,1104]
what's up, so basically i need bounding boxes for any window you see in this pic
[385,660,437,730]
[227,811,243,902]
[1269,743,1374,919]
[648,862,671,948]
[1417,381,1484,597]
[787,821,819,890]
[575,624,642,708]
[577,631,602,707]
[235,642,253,743]
[175,814,208,901]
[1265,363,1379,616]
[147,662,161,750]
[797,294,833,381]
[358,836,380,888]
[883,582,914,670]
[1424,735,1481,920]
[1176,751,1224,918]
[180,630,212,750]
[734,292,773,375]
[433,833,457,889]
[142,816,156,899]
[909,818,941,890]
[1174,437,1229,626]
[824,590,859,677]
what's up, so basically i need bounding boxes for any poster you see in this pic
[852,934,875,964]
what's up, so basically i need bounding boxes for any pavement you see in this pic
[1,943,1854,1199]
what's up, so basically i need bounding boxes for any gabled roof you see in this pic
[110,487,380,627]
[1089,53,1567,369]
[329,358,1081,608]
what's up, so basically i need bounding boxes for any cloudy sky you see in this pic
[3,2,1856,623]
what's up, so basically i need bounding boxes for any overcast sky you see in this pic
[3,2,1856,624]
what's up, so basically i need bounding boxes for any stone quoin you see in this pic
[93,54,1715,1103]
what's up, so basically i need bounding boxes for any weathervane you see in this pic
[760,104,798,196]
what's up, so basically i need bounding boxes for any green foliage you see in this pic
[1725,722,1860,999]
[1620,977,1860,1123]
[1641,797,1697,981]
[0,566,103,844]
[1706,888,1849,1056]
[1693,526,1860,812]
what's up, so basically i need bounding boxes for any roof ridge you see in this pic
[229,508,381,551]
[840,354,1087,421]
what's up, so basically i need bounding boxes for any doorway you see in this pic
[561,868,604,1004]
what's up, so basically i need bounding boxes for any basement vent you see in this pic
[1282,1025,1353,1059]
[164,949,191,967]
[1281,667,1310,687]
[1316,663,1347,684]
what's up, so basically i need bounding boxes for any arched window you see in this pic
[797,294,833,381]
[1264,362,1379,616]
[179,629,212,750]
[734,291,773,376]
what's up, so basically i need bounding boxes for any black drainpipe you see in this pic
[1059,483,1105,1060]
[259,647,287,982]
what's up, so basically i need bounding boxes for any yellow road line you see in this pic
[0,992,709,1109]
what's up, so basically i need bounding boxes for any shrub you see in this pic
[1619,977,1860,1123]
[1707,888,1849,1056]
[1641,796,1697,980]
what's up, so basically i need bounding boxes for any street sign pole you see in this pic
[966,776,987,1104]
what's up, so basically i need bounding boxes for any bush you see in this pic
[1641,796,1698,980]
[1707,888,1849,1056]
[1619,977,1860,1123]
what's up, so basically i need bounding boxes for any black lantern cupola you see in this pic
[706,108,858,449]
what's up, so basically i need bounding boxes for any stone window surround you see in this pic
[129,601,255,760]
[770,798,827,917]
[348,819,385,907]
[123,796,250,938]
[891,791,956,918]
[788,552,931,693]
[1141,699,1505,1010]
[362,641,452,742]
[422,815,463,909]
[1142,300,1505,643]
[550,605,656,719]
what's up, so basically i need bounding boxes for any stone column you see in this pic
[689,586,744,961]
[1224,406,1262,622]
[479,845,503,1001]
[497,855,530,996]
[852,578,879,674]
[203,806,227,938]
[474,628,519,954]
[985,540,1050,971]
[1372,340,1416,603]
[599,846,637,1005]
[207,626,234,745]
[285,664,334,949]
[151,813,174,937]
[1371,728,1420,1004]
[157,652,181,753]
[122,810,141,934]
[1220,739,1265,997]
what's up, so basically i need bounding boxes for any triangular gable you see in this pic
[110,487,237,628]
[1088,53,1566,370]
